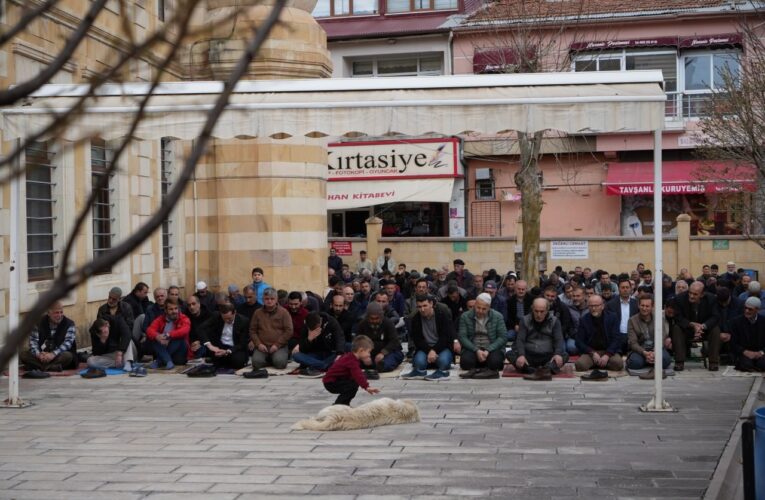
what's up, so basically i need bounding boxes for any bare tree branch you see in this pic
[0,3,252,179]
[58,0,200,274]
[0,0,288,371]
[0,0,109,107]
[0,0,63,48]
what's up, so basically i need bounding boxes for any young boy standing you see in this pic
[322,335,380,405]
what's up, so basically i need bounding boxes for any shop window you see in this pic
[350,54,443,77]
[25,141,58,281]
[329,210,370,237]
[312,0,378,17]
[379,202,447,237]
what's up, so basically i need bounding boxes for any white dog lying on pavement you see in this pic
[292,398,420,431]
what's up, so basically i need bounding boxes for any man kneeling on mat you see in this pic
[507,298,567,381]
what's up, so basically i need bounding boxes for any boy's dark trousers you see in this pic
[324,379,359,406]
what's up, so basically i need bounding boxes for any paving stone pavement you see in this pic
[0,362,756,499]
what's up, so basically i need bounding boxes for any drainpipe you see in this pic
[447,30,454,75]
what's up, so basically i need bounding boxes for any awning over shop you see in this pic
[604,161,756,196]
[1,71,666,141]
[327,178,454,209]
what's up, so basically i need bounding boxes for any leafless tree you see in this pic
[0,0,287,370]
[696,15,765,251]
[459,0,609,286]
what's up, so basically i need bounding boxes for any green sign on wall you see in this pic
[712,240,730,250]
[453,242,468,252]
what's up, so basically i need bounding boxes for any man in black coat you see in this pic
[123,282,152,318]
[729,297,765,372]
[402,294,456,381]
[292,311,345,377]
[671,281,721,371]
[606,278,639,354]
[200,302,250,369]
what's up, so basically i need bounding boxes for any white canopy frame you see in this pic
[1,70,671,411]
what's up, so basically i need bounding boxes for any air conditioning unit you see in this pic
[475,168,492,180]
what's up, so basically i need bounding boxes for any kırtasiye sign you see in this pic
[327,138,460,181]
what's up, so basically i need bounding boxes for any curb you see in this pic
[704,376,763,500]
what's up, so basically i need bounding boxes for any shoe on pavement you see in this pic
[459,369,478,379]
[364,369,380,380]
[472,368,500,379]
[639,369,667,380]
[22,369,50,379]
[401,369,427,380]
[81,367,106,379]
[129,365,148,377]
[581,369,609,381]
[708,362,719,372]
[674,362,684,372]
[424,370,450,381]
[298,367,324,379]
[523,367,552,381]
[243,368,268,379]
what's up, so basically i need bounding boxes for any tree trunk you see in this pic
[515,131,544,287]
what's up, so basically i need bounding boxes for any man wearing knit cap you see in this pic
[457,292,507,379]
[355,302,403,378]
[729,296,765,372]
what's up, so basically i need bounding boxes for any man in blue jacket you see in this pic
[575,294,624,371]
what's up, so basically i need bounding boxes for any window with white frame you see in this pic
[681,51,740,118]
[387,0,457,13]
[351,54,443,77]
[160,137,174,269]
[25,141,57,281]
[572,48,743,119]
[312,0,378,17]
[91,138,114,272]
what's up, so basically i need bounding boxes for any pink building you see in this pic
[452,0,757,237]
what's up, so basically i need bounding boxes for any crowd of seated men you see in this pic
[21,251,765,380]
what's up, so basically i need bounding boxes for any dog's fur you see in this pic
[291,398,420,431]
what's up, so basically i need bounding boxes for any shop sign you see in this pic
[550,241,589,260]
[712,240,729,250]
[331,241,353,256]
[607,184,707,196]
[570,37,677,51]
[570,33,741,51]
[327,138,460,182]
[452,242,468,253]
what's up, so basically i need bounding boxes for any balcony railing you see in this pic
[664,92,716,121]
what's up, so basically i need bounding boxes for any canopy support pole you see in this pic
[641,129,674,413]
[3,139,31,409]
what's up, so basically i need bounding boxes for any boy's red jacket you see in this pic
[323,352,369,389]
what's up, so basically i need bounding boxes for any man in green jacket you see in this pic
[458,293,507,379]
